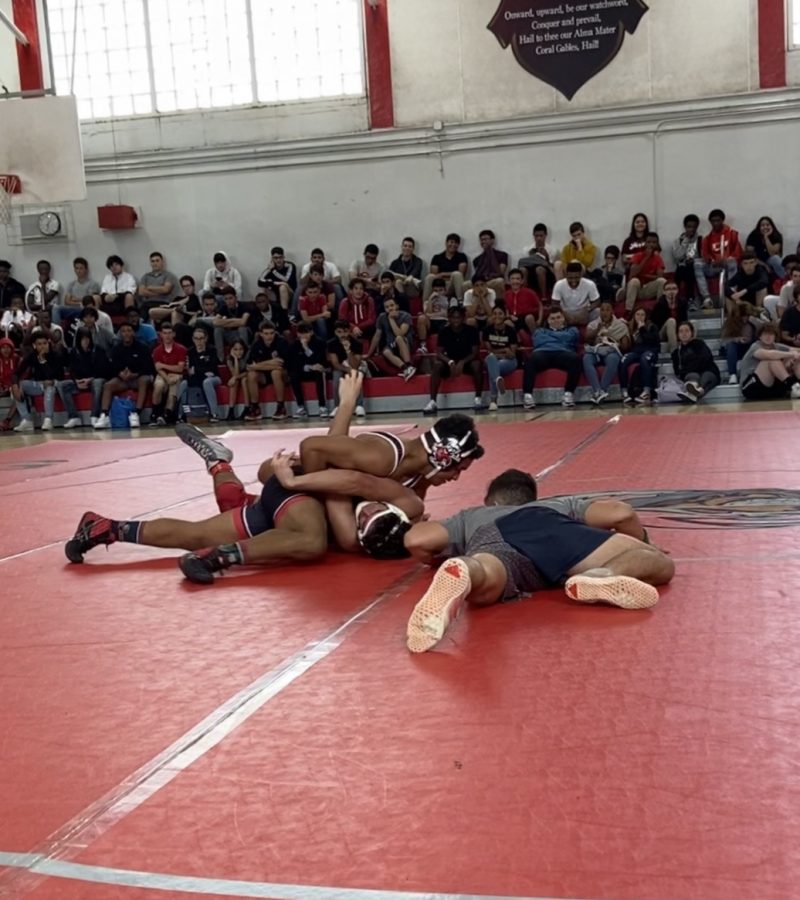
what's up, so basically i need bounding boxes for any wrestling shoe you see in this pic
[564,572,659,610]
[175,422,233,471]
[406,557,471,653]
[65,511,116,563]
[179,547,233,584]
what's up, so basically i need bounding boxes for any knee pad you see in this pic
[214,475,247,513]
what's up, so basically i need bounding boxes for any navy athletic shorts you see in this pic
[238,476,308,538]
[494,505,611,586]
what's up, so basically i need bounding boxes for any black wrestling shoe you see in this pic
[175,422,233,471]
[65,511,116,563]
[179,547,233,584]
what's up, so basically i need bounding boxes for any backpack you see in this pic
[657,374,686,404]
[109,395,135,428]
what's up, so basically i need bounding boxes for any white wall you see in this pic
[3,0,799,291]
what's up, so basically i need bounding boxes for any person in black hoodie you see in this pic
[61,326,108,425]
[12,332,70,432]
[672,321,721,403]
[287,322,328,417]
[177,327,222,422]
[651,281,688,353]
[93,322,154,430]
[619,307,661,405]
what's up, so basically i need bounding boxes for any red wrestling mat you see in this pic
[2,412,799,900]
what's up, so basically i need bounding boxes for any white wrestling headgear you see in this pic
[355,501,411,559]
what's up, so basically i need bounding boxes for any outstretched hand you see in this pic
[271,449,300,487]
[338,370,364,405]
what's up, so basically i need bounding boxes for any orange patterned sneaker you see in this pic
[564,574,659,610]
[406,558,471,653]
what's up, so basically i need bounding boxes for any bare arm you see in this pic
[404,521,450,565]
[583,499,646,540]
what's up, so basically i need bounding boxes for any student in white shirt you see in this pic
[99,255,138,317]
[25,259,61,312]
[551,262,601,325]
[202,251,242,295]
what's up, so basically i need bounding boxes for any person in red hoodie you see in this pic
[338,278,377,342]
[503,268,542,337]
[694,208,742,309]
[0,337,19,430]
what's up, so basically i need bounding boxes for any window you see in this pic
[47,0,364,120]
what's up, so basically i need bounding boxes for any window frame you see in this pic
[47,0,366,122]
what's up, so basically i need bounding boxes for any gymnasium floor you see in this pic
[1,401,799,900]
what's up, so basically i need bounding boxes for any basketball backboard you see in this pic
[0,94,86,205]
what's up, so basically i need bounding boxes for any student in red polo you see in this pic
[150,323,188,425]
[623,232,667,314]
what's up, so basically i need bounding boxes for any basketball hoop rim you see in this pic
[0,174,22,194]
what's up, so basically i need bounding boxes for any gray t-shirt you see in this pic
[442,496,594,556]
[376,310,413,346]
[139,270,178,301]
[63,278,101,305]
[738,339,791,386]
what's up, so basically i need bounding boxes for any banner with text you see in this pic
[489,0,648,100]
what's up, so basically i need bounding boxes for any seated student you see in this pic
[247,291,275,340]
[211,286,250,361]
[0,260,27,311]
[596,245,625,301]
[694,208,741,308]
[377,270,409,314]
[301,264,338,319]
[1,294,33,345]
[582,299,630,404]
[25,259,61,314]
[518,223,559,301]
[739,322,800,401]
[137,251,178,320]
[721,306,756,385]
[623,231,667,314]
[92,322,155,429]
[244,320,290,422]
[177,327,222,423]
[672,214,702,308]
[651,281,687,352]
[0,336,19,430]
[298,281,332,341]
[482,304,518,411]
[338,278,377,342]
[348,243,384,295]
[522,308,580,410]
[621,212,650,265]
[77,301,114,353]
[225,339,252,420]
[148,323,187,426]
[423,233,468,303]
[99,255,137,317]
[389,237,424,297]
[60,326,108,426]
[162,275,203,343]
[124,307,158,349]
[294,248,344,316]
[560,221,598,273]
[194,292,221,341]
[202,251,242,297]
[779,284,800,349]
[423,305,482,414]
[257,246,297,317]
[368,297,416,381]
[746,216,785,279]
[503,268,542,334]
[288,322,328,417]
[551,261,600,326]
[763,265,800,323]
[724,252,770,317]
[12,331,77,432]
[56,257,100,327]
[327,320,366,417]
[470,229,508,297]
[463,274,496,329]
[417,277,452,343]
[619,307,660,405]
[672,321,721,403]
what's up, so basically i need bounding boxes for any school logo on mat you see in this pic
[556,489,800,530]
[488,0,649,100]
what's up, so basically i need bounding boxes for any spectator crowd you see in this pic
[3,209,800,431]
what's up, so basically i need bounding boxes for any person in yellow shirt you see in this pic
[561,221,598,271]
